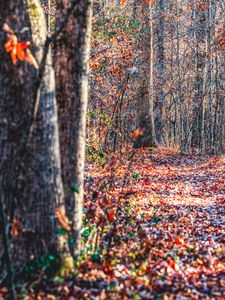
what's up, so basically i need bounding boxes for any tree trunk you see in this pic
[55,0,93,254]
[191,0,207,150]
[154,0,165,144]
[0,0,64,268]
[133,2,156,148]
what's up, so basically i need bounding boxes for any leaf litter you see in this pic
[10,148,225,300]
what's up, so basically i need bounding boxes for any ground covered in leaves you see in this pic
[9,148,225,299]
[78,147,225,300]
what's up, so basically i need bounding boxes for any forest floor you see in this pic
[9,148,225,300]
[67,147,224,300]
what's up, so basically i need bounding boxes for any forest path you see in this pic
[82,148,225,299]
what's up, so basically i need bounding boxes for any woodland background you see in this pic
[0,0,224,299]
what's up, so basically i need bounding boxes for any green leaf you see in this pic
[81,229,91,238]
[48,255,56,261]
[109,280,117,290]
[150,216,162,225]
[174,256,180,264]
[187,247,196,253]
[99,151,105,158]
[68,237,76,245]
[87,245,93,252]
[128,231,135,237]
[56,276,65,283]
[68,185,79,193]
[132,173,141,179]
[158,274,167,280]
[114,235,120,242]
[91,253,101,263]
[56,228,68,235]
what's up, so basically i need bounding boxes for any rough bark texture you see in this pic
[0,0,63,268]
[55,0,93,253]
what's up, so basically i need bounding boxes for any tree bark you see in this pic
[154,0,165,144]
[55,0,93,254]
[0,0,64,268]
[133,2,156,148]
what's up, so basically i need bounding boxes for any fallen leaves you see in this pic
[80,148,225,298]
[14,148,225,299]
[107,209,115,222]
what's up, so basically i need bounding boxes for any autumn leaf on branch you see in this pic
[4,34,39,69]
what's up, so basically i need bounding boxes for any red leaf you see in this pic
[107,209,115,222]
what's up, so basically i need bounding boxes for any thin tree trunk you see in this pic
[154,0,165,144]
[55,0,93,254]
[133,2,156,148]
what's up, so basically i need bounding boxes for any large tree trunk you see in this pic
[55,0,93,254]
[0,0,64,269]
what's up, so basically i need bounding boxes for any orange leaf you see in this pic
[130,128,144,141]
[55,208,71,232]
[25,49,39,69]
[175,236,184,245]
[5,35,18,64]
[4,34,38,68]
[91,62,100,70]
[12,219,20,237]
[121,0,127,8]
[113,64,119,74]
[17,44,26,61]
[5,35,17,52]
[11,52,17,65]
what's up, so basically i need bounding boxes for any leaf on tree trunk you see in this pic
[4,34,39,69]
[55,208,71,232]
